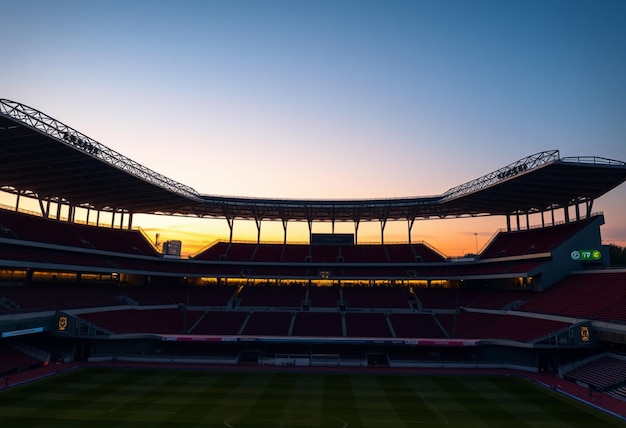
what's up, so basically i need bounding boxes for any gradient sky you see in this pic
[2,0,626,256]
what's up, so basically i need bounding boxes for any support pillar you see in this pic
[407,217,415,244]
[526,211,530,230]
[380,218,388,245]
[226,216,234,243]
[282,218,288,245]
[254,217,262,244]
[307,218,313,242]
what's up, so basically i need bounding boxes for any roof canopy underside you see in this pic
[2,101,626,223]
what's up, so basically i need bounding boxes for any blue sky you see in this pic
[2,0,626,255]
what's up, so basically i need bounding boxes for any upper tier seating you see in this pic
[481,218,593,259]
[0,209,157,256]
[341,286,415,309]
[238,285,306,307]
[194,242,448,263]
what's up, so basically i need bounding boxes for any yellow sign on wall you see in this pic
[58,316,68,331]
[580,326,590,342]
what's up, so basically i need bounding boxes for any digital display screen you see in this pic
[570,250,602,261]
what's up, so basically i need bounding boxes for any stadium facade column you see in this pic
[380,217,387,245]
[506,214,511,232]
[127,213,133,230]
[407,217,415,244]
[351,206,364,245]
[36,197,49,218]
[585,199,593,218]
[305,206,313,242]
[307,217,313,241]
[226,215,234,243]
[220,203,236,242]
[281,217,288,245]
[254,217,261,244]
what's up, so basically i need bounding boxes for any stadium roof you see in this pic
[2,98,626,224]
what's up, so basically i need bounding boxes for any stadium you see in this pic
[1,98,626,426]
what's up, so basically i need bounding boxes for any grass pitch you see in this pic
[0,368,622,427]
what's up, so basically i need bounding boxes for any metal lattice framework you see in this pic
[0,99,201,201]
[1,98,626,231]
[441,151,560,201]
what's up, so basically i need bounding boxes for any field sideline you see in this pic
[0,367,623,427]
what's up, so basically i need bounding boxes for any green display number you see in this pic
[570,250,601,261]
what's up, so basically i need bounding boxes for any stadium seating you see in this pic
[0,209,158,256]
[0,346,42,375]
[241,311,293,336]
[0,283,120,312]
[435,312,570,342]
[564,355,626,391]
[344,313,393,337]
[78,308,203,334]
[481,218,593,259]
[388,313,447,338]
[291,312,343,337]
[519,272,626,322]
[238,284,306,307]
[342,286,415,309]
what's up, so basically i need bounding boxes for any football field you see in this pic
[0,368,622,427]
